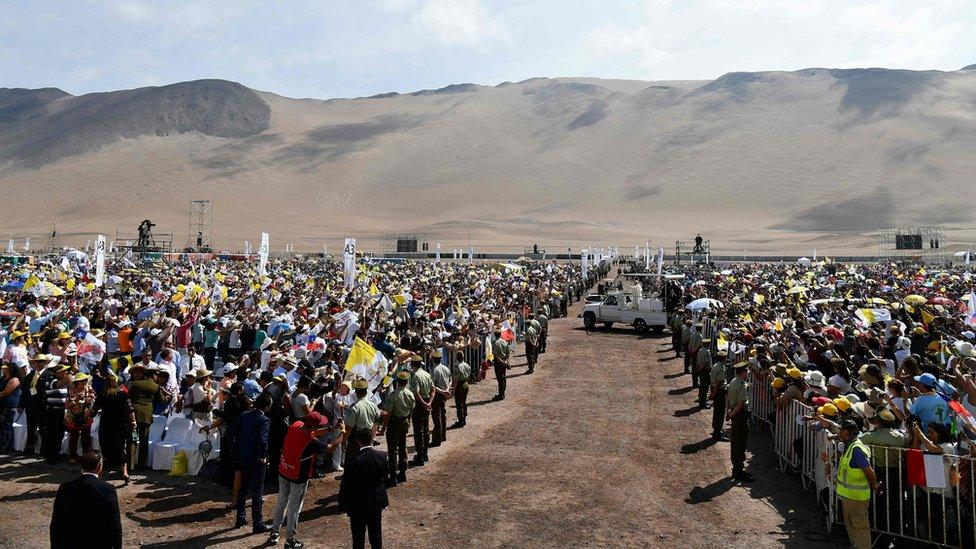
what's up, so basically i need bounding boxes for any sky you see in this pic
[2,0,975,99]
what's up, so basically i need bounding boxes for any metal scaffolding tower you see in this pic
[186,200,214,252]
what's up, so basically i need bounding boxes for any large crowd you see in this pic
[660,259,976,548]
[0,252,606,548]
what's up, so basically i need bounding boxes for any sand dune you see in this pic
[1,67,974,254]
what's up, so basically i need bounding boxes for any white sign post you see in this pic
[258,232,269,276]
[343,238,357,290]
[95,235,106,287]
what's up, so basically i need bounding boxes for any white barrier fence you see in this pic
[749,374,976,548]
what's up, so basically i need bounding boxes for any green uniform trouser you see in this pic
[454,381,469,423]
[730,413,748,474]
[386,416,410,479]
[411,405,430,459]
[431,393,447,444]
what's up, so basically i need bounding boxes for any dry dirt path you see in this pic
[0,300,843,548]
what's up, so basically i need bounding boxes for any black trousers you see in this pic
[235,465,266,524]
[203,347,217,370]
[431,394,447,444]
[43,408,66,462]
[539,330,548,353]
[454,382,468,424]
[411,406,429,459]
[696,371,710,405]
[350,511,382,549]
[135,421,151,468]
[493,362,507,397]
[385,417,409,479]
[525,342,537,371]
[23,406,42,454]
[730,414,749,474]
[711,388,726,436]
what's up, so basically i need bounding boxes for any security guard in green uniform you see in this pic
[681,319,693,375]
[380,370,415,486]
[525,314,540,374]
[709,349,729,441]
[536,308,549,354]
[408,355,434,466]
[344,377,381,467]
[695,339,712,408]
[725,362,753,481]
[670,312,685,357]
[491,327,510,401]
[430,357,451,446]
[451,351,471,428]
[688,323,703,387]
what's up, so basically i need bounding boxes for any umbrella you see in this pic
[686,298,723,311]
[928,296,955,307]
[0,280,23,292]
[866,297,889,305]
[904,294,926,305]
[31,281,65,297]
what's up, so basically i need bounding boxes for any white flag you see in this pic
[435,242,441,263]
[468,245,473,263]
[581,248,589,278]
[645,242,651,270]
[5,239,12,254]
[657,246,664,275]
[95,235,106,287]
[23,238,29,251]
[258,232,269,276]
[343,238,357,290]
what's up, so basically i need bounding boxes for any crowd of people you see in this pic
[663,259,976,548]
[0,252,607,548]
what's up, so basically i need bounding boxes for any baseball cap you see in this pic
[302,412,325,428]
[914,373,937,388]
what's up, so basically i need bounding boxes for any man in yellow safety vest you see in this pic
[835,419,883,549]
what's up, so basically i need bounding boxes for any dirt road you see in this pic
[0,301,843,548]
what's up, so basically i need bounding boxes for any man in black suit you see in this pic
[339,428,389,549]
[50,451,122,549]
[230,393,272,532]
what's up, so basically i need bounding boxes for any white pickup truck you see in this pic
[581,290,667,333]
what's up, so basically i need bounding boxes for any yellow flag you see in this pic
[23,274,40,291]
[369,283,379,296]
[345,337,378,372]
[920,307,935,326]
[774,319,783,332]
[753,294,765,305]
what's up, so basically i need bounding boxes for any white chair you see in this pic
[151,416,191,471]
[183,420,220,475]
[89,413,101,451]
[11,410,27,452]
[145,415,169,468]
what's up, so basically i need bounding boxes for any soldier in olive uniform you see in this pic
[681,320,693,374]
[525,314,541,373]
[451,351,471,428]
[710,349,729,441]
[344,378,381,467]
[380,370,415,486]
[536,309,549,354]
[670,312,685,358]
[409,355,434,466]
[430,357,452,446]
[688,323,703,387]
[695,339,712,407]
[491,327,510,401]
[726,362,754,482]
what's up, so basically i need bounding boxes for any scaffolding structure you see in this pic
[115,222,173,255]
[380,232,431,255]
[185,200,214,252]
[675,237,710,265]
[877,226,947,264]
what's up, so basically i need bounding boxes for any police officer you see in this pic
[695,339,712,408]
[726,362,753,482]
[710,349,729,441]
[344,378,381,467]
[536,309,549,354]
[430,357,451,446]
[525,314,540,374]
[670,312,684,358]
[681,319,693,375]
[491,327,510,401]
[450,351,471,428]
[408,355,433,466]
[379,371,414,487]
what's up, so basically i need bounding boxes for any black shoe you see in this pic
[397,472,407,483]
[234,519,247,529]
[734,472,755,482]
[699,403,711,409]
[410,458,424,467]
[450,421,463,429]
[491,395,503,401]
[252,522,272,534]
[386,478,398,488]
[711,434,730,442]
[423,453,429,463]
[429,441,441,447]
[284,540,304,549]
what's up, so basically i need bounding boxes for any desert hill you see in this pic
[2,67,975,254]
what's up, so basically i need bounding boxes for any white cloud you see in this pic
[580,24,670,72]
[109,0,151,22]
[416,0,504,48]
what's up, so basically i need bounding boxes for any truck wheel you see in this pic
[583,312,596,330]
[634,318,648,333]
[603,322,614,329]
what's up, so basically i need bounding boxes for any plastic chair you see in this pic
[151,416,191,470]
[182,420,218,475]
[89,413,101,451]
[11,410,27,452]
[145,415,169,468]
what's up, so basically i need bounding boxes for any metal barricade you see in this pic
[747,370,773,429]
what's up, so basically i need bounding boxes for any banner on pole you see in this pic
[95,235,106,287]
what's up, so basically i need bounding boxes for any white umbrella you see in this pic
[686,298,723,311]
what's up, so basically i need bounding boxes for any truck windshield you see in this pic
[604,296,617,306]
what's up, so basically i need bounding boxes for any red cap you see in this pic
[811,396,831,407]
[302,412,326,428]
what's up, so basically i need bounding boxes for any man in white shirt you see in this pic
[180,347,205,381]
[156,348,180,395]
[272,355,301,393]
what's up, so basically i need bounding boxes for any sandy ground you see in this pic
[0,298,849,548]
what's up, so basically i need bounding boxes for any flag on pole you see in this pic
[435,242,441,263]
[95,235,106,287]
[343,238,357,290]
[258,232,269,276]
[656,246,664,275]
[581,248,588,279]
[23,238,30,251]
[5,240,12,254]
